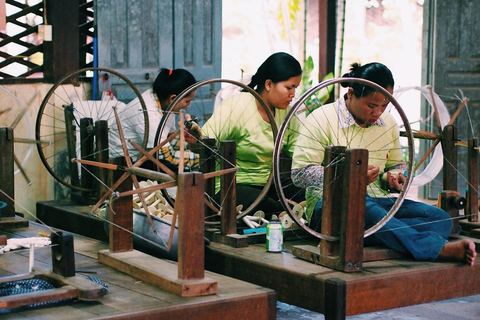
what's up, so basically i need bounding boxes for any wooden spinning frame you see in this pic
[73,101,241,296]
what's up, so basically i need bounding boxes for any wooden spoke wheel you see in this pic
[273,78,415,240]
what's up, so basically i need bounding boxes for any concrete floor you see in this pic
[276,293,480,319]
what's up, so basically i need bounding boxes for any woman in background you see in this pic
[109,68,198,172]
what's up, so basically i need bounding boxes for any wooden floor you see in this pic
[35,199,480,319]
[0,222,276,320]
[205,233,480,318]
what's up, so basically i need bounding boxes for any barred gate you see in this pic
[0,0,94,83]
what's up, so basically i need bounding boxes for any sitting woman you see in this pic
[199,52,303,218]
[109,68,198,172]
[291,61,476,265]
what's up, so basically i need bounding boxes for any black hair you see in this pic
[244,52,302,93]
[341,62,394,97]
[152,68,196,103]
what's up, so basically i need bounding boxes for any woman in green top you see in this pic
[201,52,303,218]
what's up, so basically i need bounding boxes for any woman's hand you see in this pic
[183,129,197,144]
[386,171,405,192]
[367,165,379,184]
[180,113,199,144]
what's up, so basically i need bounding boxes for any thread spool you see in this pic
[281,214,293,229]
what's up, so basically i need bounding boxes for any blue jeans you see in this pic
[312,195,452,261]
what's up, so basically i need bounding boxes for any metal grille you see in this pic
[0,0,44,80]
[79,0,94,68]
[0,0,95,82]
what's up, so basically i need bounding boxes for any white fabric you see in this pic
[0,237,51,254]
[393,86,450,187]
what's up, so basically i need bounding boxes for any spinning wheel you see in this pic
[35,67,148,192]
[154,79,278,224]
[273,78,415,240]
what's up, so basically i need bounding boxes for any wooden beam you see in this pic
[43,0,80,82]
[109,157,133,253]
[220,140,237,235]
[318,0,336,82]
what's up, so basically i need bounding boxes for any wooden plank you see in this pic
[206,230,250,248]
[345,262,480,315]
[0,285,78,309]
[0,222,275,319]
[206,239,480,316]
[470,228,480,239]
[98,249,217,297]
[36,200,108,242]
[363,246,406,261]
[292,245,405,264]
[459,219,480,232]
[0,216,29,229]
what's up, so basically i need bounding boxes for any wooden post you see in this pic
[439,190,465,235]
[201,138,216,220]
[467,139,478,222]
[441,125,459,233]
[220,141,237,235]
[51,231,76,277]
[0,127,15,217]
[177,172,205,280]
[43,0,79,83]
[319,146,367,272]
[95,120,109,199]
[442,125,457,190]
[324,278,347,320]
[0,127,28,228]
[64,104,79,187]
[339,149,368,271]
[109,157,133,252]
[80,118,95,201]
[320,146,346,258]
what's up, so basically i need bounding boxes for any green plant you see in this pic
[301,56,334,115]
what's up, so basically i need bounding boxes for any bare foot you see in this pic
[438,240,477,266]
